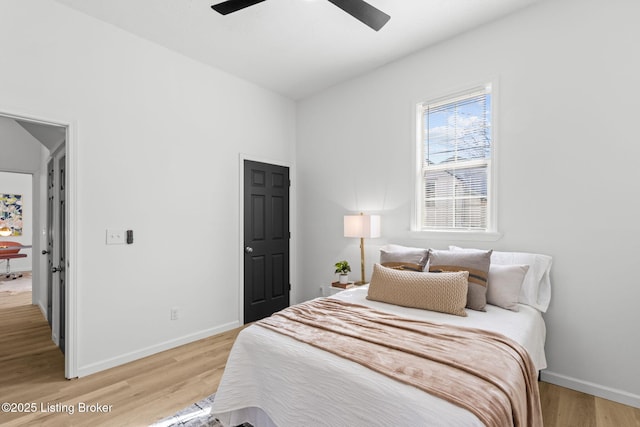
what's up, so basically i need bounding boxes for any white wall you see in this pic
[1,0,296,376]
[297,0,640,408]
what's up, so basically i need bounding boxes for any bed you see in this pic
[212,246,552,427]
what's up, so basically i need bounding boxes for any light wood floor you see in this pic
[1,292,639,427]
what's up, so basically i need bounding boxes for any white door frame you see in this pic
[0,108,77,379]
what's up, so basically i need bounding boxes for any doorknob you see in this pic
[42,250,50,255]
[51,266,63,273]
[244,246,254,254]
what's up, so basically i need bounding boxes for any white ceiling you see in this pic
[54,0,539,100]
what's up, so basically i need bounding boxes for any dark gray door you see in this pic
[45,159,54,328]
[243,160,290,323]
[58,155,66,354]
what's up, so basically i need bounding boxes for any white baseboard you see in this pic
[37,300,47,318]
[76,320,240,378]
[541,370,640,409]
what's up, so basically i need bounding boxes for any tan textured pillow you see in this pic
[367,264,468,317]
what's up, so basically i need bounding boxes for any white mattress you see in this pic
[212,286,547,427]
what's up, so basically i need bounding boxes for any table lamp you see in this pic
[344,212,381,284]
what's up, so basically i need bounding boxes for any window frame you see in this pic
[412,82,501,241]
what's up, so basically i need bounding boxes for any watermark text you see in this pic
[2,401,113,415]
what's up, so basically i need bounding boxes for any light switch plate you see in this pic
[106,229,126,244]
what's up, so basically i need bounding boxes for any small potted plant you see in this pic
[334,260,351,284]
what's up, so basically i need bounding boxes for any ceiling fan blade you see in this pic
[211,0,266,15]
[327,0,390,31]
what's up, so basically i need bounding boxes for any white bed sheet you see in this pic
[212,286,547,427]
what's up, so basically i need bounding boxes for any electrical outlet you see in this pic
[170,307,179,320]
[106,229,126,245]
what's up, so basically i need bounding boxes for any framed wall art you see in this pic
[0,194,23,236]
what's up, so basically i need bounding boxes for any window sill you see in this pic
[408,230,503,242]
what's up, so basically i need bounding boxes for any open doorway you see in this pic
[0,111,75,378]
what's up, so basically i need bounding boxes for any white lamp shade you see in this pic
[344,214,381,238]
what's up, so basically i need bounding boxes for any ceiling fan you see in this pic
[211,0,390,31]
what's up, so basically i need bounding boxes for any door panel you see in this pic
[46,159,54,328]
[271,196,284,238]
[58,155,66,354]
[271,254,285,297]
[250,256,266,302]
[244,160,290,323]
[251,195,265,241]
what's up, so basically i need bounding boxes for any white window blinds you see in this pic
[419,85,492,231]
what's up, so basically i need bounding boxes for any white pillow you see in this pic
[449,246,553,312]
[487,264,529,311]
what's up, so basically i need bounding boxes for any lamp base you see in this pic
[354,280,368,286]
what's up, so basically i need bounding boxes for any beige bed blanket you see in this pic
[258,298,542,427]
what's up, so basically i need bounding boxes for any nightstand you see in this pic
[327,286,345,296]
[327,282,367,296]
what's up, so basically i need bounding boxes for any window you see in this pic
[416,84,495,233]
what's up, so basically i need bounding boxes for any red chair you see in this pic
[0,241,27,279]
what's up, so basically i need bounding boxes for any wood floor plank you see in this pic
[539,381,561,426]
[1,291,639,426]
[596,397,640,427]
